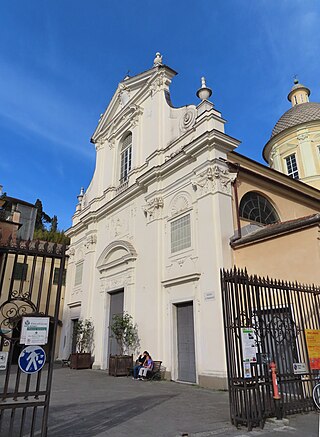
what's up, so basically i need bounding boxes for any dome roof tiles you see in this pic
[271,102,320,138]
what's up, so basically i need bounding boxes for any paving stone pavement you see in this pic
[41,367,319,436]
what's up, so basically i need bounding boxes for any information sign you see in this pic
[20,317,50,345]
[241,327,257,363]
[18,346,46,374]
[293,362,308,374]
[0,351,8,370]
[305,329,320,370]
[243,362,252,378]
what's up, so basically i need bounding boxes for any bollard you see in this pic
[270,361,282,419]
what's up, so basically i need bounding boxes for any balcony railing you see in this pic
[116,181,129,195]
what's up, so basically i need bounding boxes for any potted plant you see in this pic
[70,319,94,369]
[109,312,140,376]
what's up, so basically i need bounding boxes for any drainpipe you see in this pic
[232,165,241,240]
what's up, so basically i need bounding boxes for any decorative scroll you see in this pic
[191,164,236,196]
[0,289,38,342]
[85,234,97,251]
[179,108,196,132]
[143,197,164,221]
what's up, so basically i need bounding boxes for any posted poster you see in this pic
[241,327,258,363]
[243,362,252,378]
[293,362,308,374]
[0,351,8,370]
[20,317,50,346]
[305,329,320,370]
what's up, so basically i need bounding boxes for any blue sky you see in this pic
[1,1,319,230]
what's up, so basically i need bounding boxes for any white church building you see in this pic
[60,53,320,389]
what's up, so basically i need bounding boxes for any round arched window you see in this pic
[239,192,279,225]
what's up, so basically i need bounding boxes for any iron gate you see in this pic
[0,238,66,437]
[221,268,320,430]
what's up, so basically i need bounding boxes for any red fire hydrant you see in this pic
[270,361,282,419]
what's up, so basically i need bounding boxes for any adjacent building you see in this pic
[0,191,66,361]
[0,189,37,242]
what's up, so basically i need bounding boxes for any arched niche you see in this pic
[96,240,137,273]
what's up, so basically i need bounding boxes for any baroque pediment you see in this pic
[93,103,144,145]
[91,65,177,144]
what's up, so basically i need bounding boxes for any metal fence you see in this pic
[220,267,320,430]
[0,238,66,437]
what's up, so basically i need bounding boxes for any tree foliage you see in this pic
[51,215,58,232]
[110,312,140,355]
[33,200,69,244]
[34,199,51,231]
[74,319,94,354]
[33,228,70,245]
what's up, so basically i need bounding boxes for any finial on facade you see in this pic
[123,70,130,80]
[77,187,84,203]
[293,74,299,84]
[153,52,163,67]
[196,76,212,101]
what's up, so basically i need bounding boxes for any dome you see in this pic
[271,102,320,138]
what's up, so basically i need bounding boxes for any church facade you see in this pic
[60,54,320,388]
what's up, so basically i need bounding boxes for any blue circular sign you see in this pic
[18,345,46,374]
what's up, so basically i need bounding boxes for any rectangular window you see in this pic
[171,214,191,253]
[13,262,28,281]
[53,268,67,286]
[120,147,132,183]
[74,262,83,287]
[285,154,299,179]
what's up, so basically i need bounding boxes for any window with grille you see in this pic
[53,268,67,286]
[13,262,28,281]
[74,262,83,287]
[285,154,299,179]
[239,192,279,225]
[171,214,191,253]
[120,134,132,183]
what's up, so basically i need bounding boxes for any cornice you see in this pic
[94,103,144,144]
[228,151,320,204]
[162,273,201,287]
[263,119,320,162]
[69,129,241,238]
